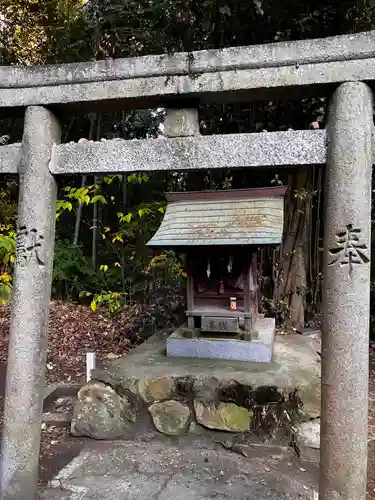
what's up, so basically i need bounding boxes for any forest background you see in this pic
[1,0,375,337]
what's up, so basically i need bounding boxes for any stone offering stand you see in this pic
[0,30,374,500]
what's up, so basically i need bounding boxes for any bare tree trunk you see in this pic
[121,174,128,303]
[276,168,313,329]
[91,112,102,269]
[73,113,96,247]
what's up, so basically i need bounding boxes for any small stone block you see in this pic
[167,317,275,363]
[164,108,200,137]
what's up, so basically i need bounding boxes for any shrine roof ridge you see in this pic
[1,31,375,109]
[165,187,288,202]
[147,187,286,247]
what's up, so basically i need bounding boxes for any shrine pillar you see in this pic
[320,82,373,499]
[0,107,60,500]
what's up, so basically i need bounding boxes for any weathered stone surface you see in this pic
[2,31,375,108]
[0,143,21,174]
[321,81,373,499]
[164,108,200,137]
[71,381,136,440]
[40,438,317,500]
[2,31,374,90]
[52,130,326,175]
[0,107,61,500]
[148,400,190,436]
[194,401,251,432]
[138,377,175,404]
[299,419,320,449]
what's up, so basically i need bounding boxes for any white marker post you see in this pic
[85,349,96,383]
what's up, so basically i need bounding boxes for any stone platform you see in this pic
[167,318,275,362]
[71,330,321,441]
[39,437,319,500]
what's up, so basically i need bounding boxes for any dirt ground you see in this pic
[0,302,374,496]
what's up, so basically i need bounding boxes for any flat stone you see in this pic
[194,401,251,432]
[299,419,320,449]
[138,377,175,404]
[167,317,275,362]
[71,381,136,440]
[148,401,190,436]
[39,438,318,499]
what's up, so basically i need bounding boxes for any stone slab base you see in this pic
[39,438,318,500]
[70,330,321,441]
[166,317,275,362]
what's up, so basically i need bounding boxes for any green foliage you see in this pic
[80,290,124,314]
[0,227,16,267]
[52,240,93,299]
[0,272,12,305]
[0,224,16,304]
[2,0,375,322]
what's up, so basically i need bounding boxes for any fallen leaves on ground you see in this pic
[0,287,185,484]
[0,301,137,384]
[0,286,185,385]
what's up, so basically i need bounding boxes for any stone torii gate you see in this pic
[0,31,374,500]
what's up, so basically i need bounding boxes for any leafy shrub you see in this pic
[52,240,93,299]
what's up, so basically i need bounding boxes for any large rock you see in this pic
[148,400,190,436]
[194,400,251,432]
[138,376,175,403]
[71,381,136,439]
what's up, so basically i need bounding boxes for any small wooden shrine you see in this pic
[147,186,286,362]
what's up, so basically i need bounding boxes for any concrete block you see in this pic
[166,317,275,362]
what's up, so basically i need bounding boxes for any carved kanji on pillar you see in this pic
[15,226,45,267]
[328,223,369,276]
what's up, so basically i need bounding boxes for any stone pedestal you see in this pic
[0,107,60,500]
[166,317,275,363]
[320,82,373,500]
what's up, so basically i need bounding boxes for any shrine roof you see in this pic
[147,187,286,247]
